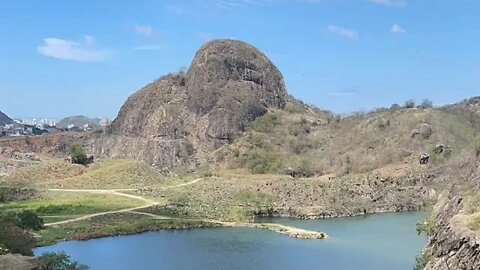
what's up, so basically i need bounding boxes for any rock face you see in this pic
[186,40,287,140]
[101,39,288,170]
[424,190,480,270]
[0,111,13,126]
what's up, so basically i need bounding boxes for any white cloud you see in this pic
[391,24,406,34]
[368,0,406,7]
[37,36,110,62]
[133,24,153,37]
[326,25,358,39]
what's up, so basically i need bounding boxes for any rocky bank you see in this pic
[423,190,480,270]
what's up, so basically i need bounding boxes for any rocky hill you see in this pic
[0,111,13,126]
[57,115,98,129]
[90,39,288,171]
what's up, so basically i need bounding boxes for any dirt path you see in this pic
[43,177,327,239]
[44,178,204,226]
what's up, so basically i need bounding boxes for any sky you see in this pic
[0,0,479,119]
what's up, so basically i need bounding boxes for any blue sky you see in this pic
[0,0,479,119]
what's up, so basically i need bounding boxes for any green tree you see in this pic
[405,99,416,109]
[420,99,433,109]
[69,143,88,165]
[390,103,401,110]
[0,213,35,256]
[38,252,89,270]
[32,126,43,135]
[16,210,44,231]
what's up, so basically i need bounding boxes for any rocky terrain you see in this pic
[90,39,288,172]
[0,254,39,270]
[419,152,480,270]
[0,111,13,126]
[423,192,480,270]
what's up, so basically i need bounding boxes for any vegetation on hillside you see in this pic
[218,99,478,176]
[69,143,88,165]
[37,252,89,270]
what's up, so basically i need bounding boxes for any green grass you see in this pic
[65,159,164,188]
[37,213,218,246]
[0,191,142,216]
[468,214,480,231]
[6,159,165,189]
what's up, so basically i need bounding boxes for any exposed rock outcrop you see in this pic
[424,190,480,270]
[0,111,13,126]
[0,254,38,270]
[423,156,480,270]
[98,39,288,171]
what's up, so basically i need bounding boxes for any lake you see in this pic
[34,211,426,270]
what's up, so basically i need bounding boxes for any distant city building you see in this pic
[41,118,57,127]
[20,117,56,127]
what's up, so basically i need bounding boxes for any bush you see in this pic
[16,210,44,231]
[416,217,435,235]
[390,103,401,110]
[250,112,279,133]
[69,143,88,165]
[475,137,480,158]
[246,151,281,174]
[0,213,35,256]
[38,252,89,270]
[420,99,433,109]
[405,99,416,109]
[413,248,432,270]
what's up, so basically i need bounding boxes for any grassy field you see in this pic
[4,159,166,189]
[38,212,218,246]
[0,191,144,219]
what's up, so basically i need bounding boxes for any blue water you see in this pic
[34,212,426,270]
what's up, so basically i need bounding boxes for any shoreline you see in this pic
[37,216,327,248]
[36,208,426,247]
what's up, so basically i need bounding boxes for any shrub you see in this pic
[405,99,416,109]
[413,248,432,270]
[69,143,88,165]
[390,103,401,110]
[246,151,281,174]
[416,216,435,235]
[250,112,279,133]
[16,210,44,231]
[420,99,433,109]
[0,213,35,256]
[475,137,480,158]
[38,252,89,270]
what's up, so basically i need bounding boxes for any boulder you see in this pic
[411,123,432,139]
[419,153,430,164]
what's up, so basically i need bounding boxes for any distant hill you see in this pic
[56,115,98,129]
[92,117,111,127]
[0,111,13,126]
